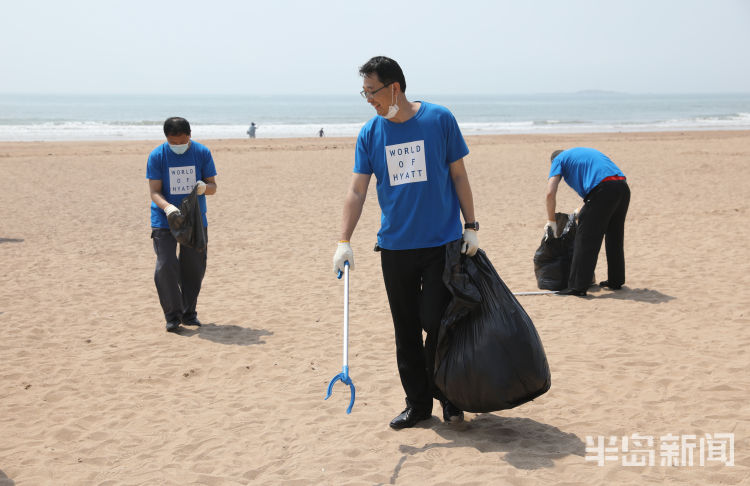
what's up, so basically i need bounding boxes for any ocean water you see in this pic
[1,92,749,141]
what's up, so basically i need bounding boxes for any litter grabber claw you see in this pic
[325,261,356,414]
[325,367,355,414]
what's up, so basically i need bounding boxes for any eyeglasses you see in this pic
[360,82,393,99]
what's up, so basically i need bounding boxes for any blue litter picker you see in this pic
[325,261,356,414]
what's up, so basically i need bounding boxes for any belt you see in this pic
[600,175,626,183]
[585,176,627,200]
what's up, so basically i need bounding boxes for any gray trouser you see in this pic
[151,228,207,323]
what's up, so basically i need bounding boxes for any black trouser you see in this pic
[569,180,630,290]
[151,228,207,323]
[380,245,451,412]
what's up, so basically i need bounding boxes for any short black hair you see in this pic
[550,149,564,162]
[163,117,191,137]
[359,56,406,93]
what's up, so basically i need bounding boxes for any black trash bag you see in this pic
[533,212,577,291]
[166,186,207,252]
[435,241,551,413]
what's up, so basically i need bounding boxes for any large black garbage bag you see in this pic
[533,212,577,290]
[166,186,207,252]
[435,241,551,413]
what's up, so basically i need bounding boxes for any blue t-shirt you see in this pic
[549,147,625,199]
[354,102,469,250]
[146,141,218,228]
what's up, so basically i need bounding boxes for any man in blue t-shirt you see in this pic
[147,117,218,332]
[332,56,480,429]
[546,147,630,296]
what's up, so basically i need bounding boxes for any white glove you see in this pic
[333,241,354,275]
[196,180,206,195]
[544,220,557,239]
[164,204,181,217]
[461,230,479,257]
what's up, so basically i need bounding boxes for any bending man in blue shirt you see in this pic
[332,56,479,429]
[147,117,218,332]
[546,147,630,296]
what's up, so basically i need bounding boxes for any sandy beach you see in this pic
[1,130,748,485]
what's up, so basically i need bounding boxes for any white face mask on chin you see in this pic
[383,90,399,120]
[169,142,190,155]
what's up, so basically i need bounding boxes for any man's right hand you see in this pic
[164,204,181,217]
[333,241,354,275]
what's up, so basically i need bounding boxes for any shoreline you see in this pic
[1,128,748,148]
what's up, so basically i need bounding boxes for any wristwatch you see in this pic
[464,221,479,231]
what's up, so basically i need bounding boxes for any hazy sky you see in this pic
[2,0,749,95]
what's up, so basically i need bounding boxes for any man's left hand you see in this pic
[461,229,479,256]
[196,180,206,195]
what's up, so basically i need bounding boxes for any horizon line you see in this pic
[2,90,750,98]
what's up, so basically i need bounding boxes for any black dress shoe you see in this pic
[557,287,587,296]
[440,400,464,423]
[166,320,181,332]
[181,316,202,326]
[599,280,622,290]
[389,407,432,430]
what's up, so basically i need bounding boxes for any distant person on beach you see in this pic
[332,56,479,430]
[545,147,630,296]
[147,117,218,332]
[247,122,257,138]
[319,127,324,137]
